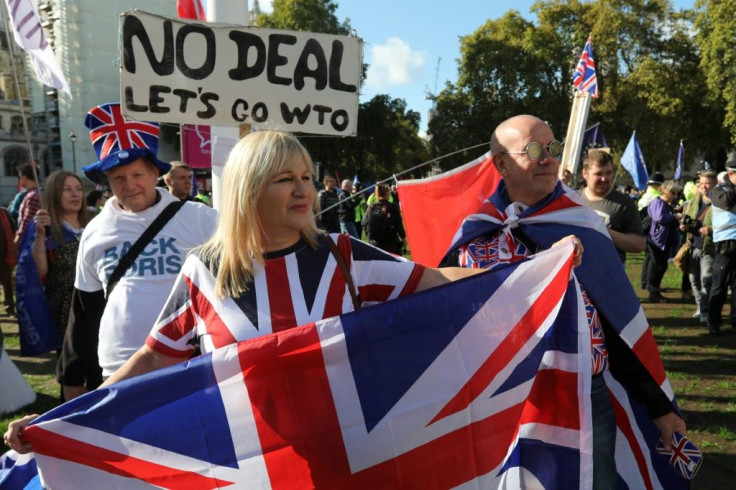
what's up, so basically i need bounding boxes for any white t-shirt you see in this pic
[75,190,217,376]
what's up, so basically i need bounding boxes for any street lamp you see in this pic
[69,131,77,174]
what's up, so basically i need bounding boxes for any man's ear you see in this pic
[491,154,506,175]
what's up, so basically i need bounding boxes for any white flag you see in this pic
[4,0,71,96]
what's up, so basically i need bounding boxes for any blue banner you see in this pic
[15,221,61,356]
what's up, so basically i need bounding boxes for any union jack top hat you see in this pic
[81,103,171,184]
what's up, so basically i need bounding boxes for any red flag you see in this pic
[397,151,500,266]
[177,0,206,20]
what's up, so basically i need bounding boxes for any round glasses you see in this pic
[501,140,563,160]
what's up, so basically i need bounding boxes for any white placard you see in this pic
[120,10,363,136]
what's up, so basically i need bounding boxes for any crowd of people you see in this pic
[566,148,734,337]
[2,106,727,487]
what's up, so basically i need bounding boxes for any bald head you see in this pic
[490,115,560,206]
[490,115,549,154]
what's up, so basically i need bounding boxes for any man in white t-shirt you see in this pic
[57,103,217,401]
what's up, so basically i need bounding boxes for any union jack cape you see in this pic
[446,180,690,489]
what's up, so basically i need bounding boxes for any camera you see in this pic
[682,215,702,229]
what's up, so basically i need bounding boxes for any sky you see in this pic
[258,0,696,134]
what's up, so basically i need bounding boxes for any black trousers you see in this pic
[641,246,651,290]
[708,248,736,331]
[646,244,669,293]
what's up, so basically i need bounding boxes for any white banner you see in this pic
[120,10,363,136]
[4,0,71,95]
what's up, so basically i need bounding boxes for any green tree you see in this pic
[257,0,352,35]
[428,0,730,174]
[587,0,726,171]
[428,8,581,169]
[695,0,736,148]
[258,0,427,181]
[305,95,429,182]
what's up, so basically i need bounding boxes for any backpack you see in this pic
[364,202,393,243]
[640,207,652,235]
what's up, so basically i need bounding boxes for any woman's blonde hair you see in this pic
[660,180,680,195]
[42,171,89,244]
[198,130,320,298]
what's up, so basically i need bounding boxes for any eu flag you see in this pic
[621,131,649,190]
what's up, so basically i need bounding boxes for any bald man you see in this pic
[446,115,685,487]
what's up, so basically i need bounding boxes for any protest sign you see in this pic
[120,10,363,136]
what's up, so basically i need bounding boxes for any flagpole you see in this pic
[560,92,592,180]
[0,0,41,187]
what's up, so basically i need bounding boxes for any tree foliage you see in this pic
[257,0,352,35]
[695,0,736,147]
[428,0,732,174]
[257,0,428,182]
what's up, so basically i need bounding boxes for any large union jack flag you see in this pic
[572,36,599,98]
[10,243,596,489]
[85,103,160,162]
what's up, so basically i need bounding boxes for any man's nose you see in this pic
[539,151,558,165]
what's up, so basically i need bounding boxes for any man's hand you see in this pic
[551,235,584,268]
[653,411,687,451]
[3,414,39,454]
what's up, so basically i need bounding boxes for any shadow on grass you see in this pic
[692,452,736,489]
[7,350,58,376]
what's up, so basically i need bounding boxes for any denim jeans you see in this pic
[688,248,713,316]
[592,374,617,490]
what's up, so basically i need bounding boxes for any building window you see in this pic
[10,115,23,136]
[3,147,29,177]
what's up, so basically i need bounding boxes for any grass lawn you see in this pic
[1,252,735,486]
